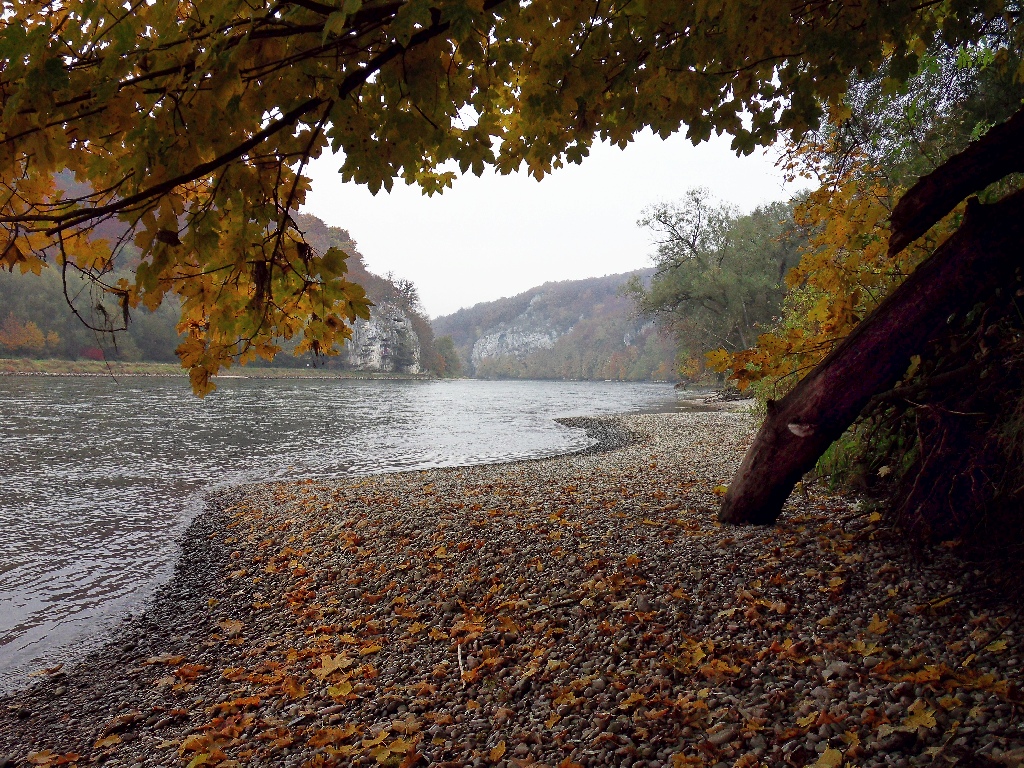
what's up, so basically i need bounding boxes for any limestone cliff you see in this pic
[432,270,680,381]
[296,213,432,374]
[345,301,422,374]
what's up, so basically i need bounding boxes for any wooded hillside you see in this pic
[0,213,444,374]
[432,271,680,381]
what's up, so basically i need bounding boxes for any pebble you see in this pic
[1,409,1021,768]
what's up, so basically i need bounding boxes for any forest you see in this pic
[0,212,457,375]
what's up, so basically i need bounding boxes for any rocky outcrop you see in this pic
[470,328,562,366]
[433,270,680,381]
[345,301,421,373]
[467,293,574,367]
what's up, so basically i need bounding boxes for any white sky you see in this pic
[302,130,801,318]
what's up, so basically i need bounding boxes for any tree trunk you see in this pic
[888,108,1024,257]
[719,189,1024,525]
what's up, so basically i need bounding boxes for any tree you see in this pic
[713,43,1024,536]
[3,0,1024,528]
[433,335,462,377]
[2,0,1007,395]
[629,190,803,370]
[0,312,48,353]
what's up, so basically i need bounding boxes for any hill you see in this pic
[0,212,440,375]
[432,271,680,381]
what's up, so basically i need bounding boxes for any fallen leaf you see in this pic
[841,730,861,748]
[489,742,506,761]
[93,734,122,749]
[812,748,843,768]
[281,676,306,698]
[901,700,936,730]
[217,619,243,637]
[868,614,889,635]
[173,664,209,681]
[619,691,645,709]
[308,725,357,747]
[797,712,818,728]
[328,681,353,698]
[389,738,414,753]
[985,638,1008,653]
[315,653,353,678]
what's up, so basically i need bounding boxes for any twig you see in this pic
[457,643,465,687]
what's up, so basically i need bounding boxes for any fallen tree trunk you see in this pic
[719,188,1024,524]
[887,107,1024,257]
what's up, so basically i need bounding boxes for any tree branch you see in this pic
[888,106,1024,257]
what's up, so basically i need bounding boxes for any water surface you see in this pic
[0,376,678,691]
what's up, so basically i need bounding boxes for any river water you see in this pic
[0,375,680,692]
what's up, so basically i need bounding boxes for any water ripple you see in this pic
[0,376,676,691]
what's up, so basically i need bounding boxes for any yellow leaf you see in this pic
[490,742,506,761]
[328,681,353,698]
[868,614,889,635]
[985,638,1008,653]
[901,700,936,730]
[389,738,413,753]
[797,712,818,728]
[812,748,843,768]
[360,643,383,656]
[363,731,390,747]
[93,734,122,749]
[619,691,645,709]
[315,653,353,678]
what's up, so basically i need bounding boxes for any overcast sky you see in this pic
[302,130,802,318]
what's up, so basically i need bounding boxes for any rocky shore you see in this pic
[2,410,1022,768]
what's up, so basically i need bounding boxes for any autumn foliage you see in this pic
[2,0,1011,391]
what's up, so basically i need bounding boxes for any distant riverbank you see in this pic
[3,409,1022,767]
[0,357,434,379]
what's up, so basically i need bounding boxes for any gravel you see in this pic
[2,409,1022,768]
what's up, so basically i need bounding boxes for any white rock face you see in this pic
[345,301,421,373]
[471,328,561,366]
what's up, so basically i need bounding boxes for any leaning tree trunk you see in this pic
[719,188,1024,524]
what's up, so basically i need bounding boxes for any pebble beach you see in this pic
[2,409,1022,768]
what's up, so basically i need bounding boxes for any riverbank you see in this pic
[2,411,1022,768]
[0,358,434,380]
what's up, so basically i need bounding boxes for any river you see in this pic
[0,375,681,692]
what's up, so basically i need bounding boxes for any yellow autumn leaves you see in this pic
[710,140,961,395]
[4,0,992,391]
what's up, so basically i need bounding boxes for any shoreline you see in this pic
[0,358,435,381]
[0,416,637,697]
[2,411,1022,767]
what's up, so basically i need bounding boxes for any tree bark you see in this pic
[719,188,1024,525]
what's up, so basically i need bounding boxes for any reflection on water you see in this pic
[0,376,678,691]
